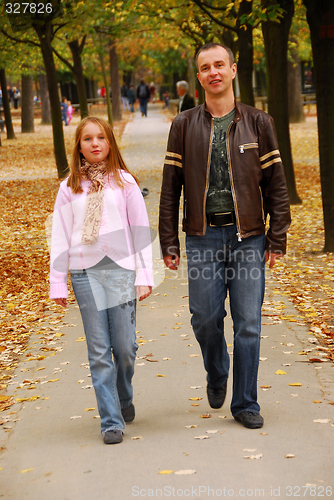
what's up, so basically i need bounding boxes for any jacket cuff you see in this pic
[50,283,68,300]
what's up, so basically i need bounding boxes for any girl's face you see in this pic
[79,122,110,164]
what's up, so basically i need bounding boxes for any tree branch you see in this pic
[52,46,74,72]
[1,28,40,47]
[191,0,237,31]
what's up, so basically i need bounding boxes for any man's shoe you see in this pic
[103,429,123,444]
[207,382,227,409]
[121,403,135,423]
[234,411,264,429]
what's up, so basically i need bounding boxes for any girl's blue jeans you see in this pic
[186,225,266,417]
[71,267,137,435]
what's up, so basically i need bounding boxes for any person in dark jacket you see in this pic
[159,43,291,430]
[136,79,150,117]
[176,81,195,113]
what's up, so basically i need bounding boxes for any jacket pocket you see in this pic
[238,143,258,154]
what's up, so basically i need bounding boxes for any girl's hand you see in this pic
[137,286,152,301]
[54,298,67,307]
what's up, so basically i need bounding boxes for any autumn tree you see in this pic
[302,0,334,251]
[261,0,301,204]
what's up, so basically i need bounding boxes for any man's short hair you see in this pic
[195,43,235,70]
[176,81,189,91]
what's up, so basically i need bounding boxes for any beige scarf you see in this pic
[81,159,108,245]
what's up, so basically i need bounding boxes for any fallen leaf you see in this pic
[313,419,330,424]
[20,468,34,473]
[275,370,287,375]
[131,436,143,440]
[289,383,303,386]
[70,416,82,420]
[185,425,198,428]
[158,470,173,474]
[285,454,295,458]
[84,408,95,412]
[244,454,263,460]
[189,397,202,401]
[313,400,322,403]
[206,430,218,434]
[156,374,166,377]
[200,413,212,418]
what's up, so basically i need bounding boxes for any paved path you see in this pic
[1,103,334,500]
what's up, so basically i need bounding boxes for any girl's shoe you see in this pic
[103,430,123,444]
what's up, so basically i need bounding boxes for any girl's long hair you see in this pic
[67,116,139,193]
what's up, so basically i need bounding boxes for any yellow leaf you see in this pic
[275,370,287,375]
[156,374,166,377]
[20,468,34,474]
[158,470,174,474]
[84,407,96,412]
[48,379,60,383]
[75,337,86,342]
[189,397,202,401]
[289,383,303,386]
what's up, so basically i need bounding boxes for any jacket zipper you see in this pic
[203,119,214,234]
[227,121,242,242]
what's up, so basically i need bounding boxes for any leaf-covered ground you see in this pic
[0,107,333,413]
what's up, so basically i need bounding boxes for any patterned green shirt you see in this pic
[206,108,236,214]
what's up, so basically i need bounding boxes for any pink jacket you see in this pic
[50,172,154,299]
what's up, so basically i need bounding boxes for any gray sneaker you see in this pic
[103,430,123,444]
[122,403,135,423]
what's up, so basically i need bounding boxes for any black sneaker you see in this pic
[206,382,227,409]
[103,430,123,444]
[234,411,264,429]
[121,403,135,423]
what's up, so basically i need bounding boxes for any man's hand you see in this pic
[137,286,152,301]
[163,255,180,270]
[265,251,282,269]
[53,298,67,307]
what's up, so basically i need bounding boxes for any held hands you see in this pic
[137,286,152,301]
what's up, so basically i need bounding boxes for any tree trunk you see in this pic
[237,0,255,106]
[187,56,196,102]
[287,46,305,123]
[21,74,35,133]
[68,39,88,119]
[303,0,334,251]
[33,22,68,179]
[0,68,16,139]
[99,49,113,126]
[38,73,51,125]
[109,41,122,121]
[262,0,301,204]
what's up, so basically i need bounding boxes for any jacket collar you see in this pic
[202,100,243,122]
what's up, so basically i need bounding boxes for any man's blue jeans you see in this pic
[139,98,148,116]
[186,225,266,417]
[71,267,137,435]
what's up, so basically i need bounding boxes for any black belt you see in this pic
[206,212,236,227]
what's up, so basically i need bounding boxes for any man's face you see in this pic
[177,85,186,97]
[196,46,237,97]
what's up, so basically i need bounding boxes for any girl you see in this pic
[50,117,153,444]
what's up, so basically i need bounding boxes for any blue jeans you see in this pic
[71,267,137,434]
[139,98,148,116]
[186,225,266,417]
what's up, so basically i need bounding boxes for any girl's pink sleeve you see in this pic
[126,179,154,287]
[49,182,73,299]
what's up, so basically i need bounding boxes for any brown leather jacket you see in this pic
[159,101,291,257]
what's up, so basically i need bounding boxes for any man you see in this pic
[136,79,150,117]
[176,81,195,113]
[159,43,291,429]
[121,82,130,110]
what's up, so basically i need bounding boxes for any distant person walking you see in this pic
[61,97,68,126]
[121,83,130,110]
[127,85,136,113]
[136,79,150,117]
[50,116,153,444]
[176,81,195,113]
